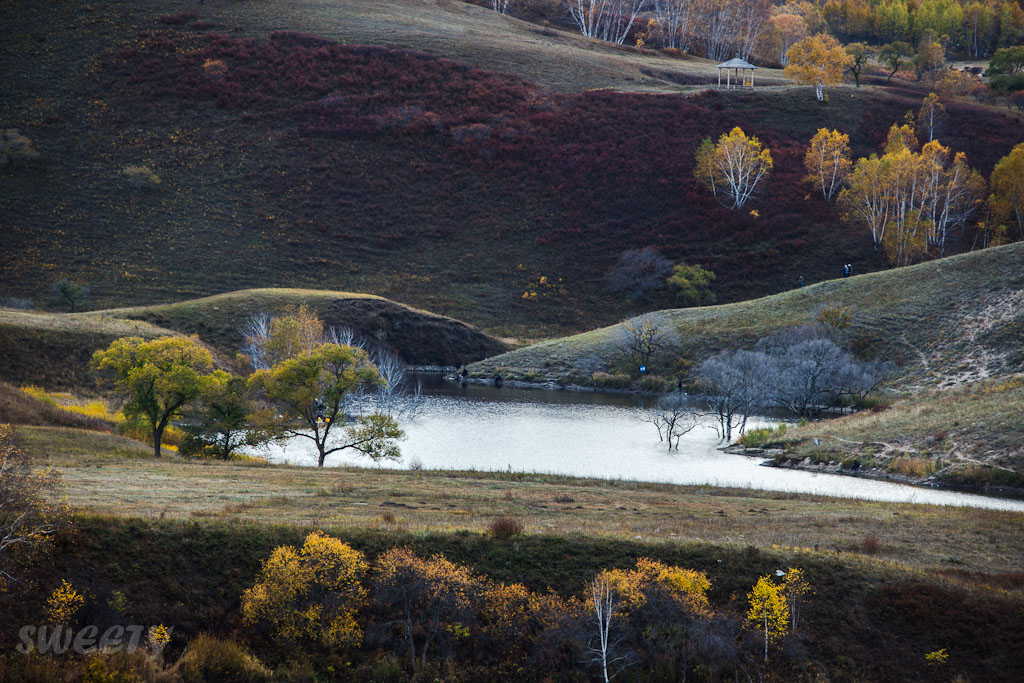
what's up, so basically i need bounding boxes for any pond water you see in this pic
[258,377,1024,512]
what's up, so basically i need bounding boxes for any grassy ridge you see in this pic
[470,241,1024,386]
[2,0,1020,334]
[0,288,507,388]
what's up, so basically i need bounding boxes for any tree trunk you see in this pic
[152,424,163,459]
[815,83,823,101]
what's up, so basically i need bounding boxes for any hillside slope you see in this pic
[469,242,1024,387]
[1,0,1020,334]
[100,288,508,365]
[0,288,506,388]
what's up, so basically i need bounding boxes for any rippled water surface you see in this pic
[259,379,1024,512]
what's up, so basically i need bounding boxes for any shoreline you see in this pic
[723,445,1024,503]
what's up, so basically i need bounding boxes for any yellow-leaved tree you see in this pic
[804,128,852,201]
[839,125,985,264]
[989,142,1024,242]
[747,575,789,664]
[784,33,854,101]
[694,128,773,210]
[241,531,368,651]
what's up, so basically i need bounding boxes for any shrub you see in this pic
[888,455,936,478]
[592,371,631,389]
[737,424,788,448]
[123,164,161,188]
[175,634,270,682]
[0,129,39,166]
[488,516,524,539]
[638,374,670,392]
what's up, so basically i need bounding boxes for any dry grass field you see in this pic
[15,426,1024,577]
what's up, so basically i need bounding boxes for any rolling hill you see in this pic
[0,288,506,389]
[1,0,1020,336]
[469,241,1024,387]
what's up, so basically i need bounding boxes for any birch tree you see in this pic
[695,127,773,210]
[746,575,788,664]
[565,0,649,45]
[785,33,853,100]
[804,128,852,202]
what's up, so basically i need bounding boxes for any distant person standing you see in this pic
[798,276,805,287]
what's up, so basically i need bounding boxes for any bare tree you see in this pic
[695,349,770,442]
[588,576,628,682]
[652,0,701,50]
[605,248,673,303]
[240,312,273,370]
[615,313,677,373]
[0,426,69,590]
[565,0,649,45]
[643,393,699,450]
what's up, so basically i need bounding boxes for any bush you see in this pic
[737,424,788,448]
[0,129,39,166]
[592,371,631,389]
[175,634,270,682]
[123,164,161,188]
[638,374,670,392]
[488,515,524,539]
[888,455,936,478]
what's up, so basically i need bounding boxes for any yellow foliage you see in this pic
[804,128,851,201]
[695,128,773,209]
[241,531,367,650]
[594,557,711,615]
[784,33,853,97]
[747,575,789,662]
[47,580,84,625]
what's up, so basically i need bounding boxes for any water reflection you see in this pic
[258,377,1024,512]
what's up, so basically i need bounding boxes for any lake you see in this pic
[257,377,1024,512]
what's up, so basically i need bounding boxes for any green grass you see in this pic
[470,241,1024,386]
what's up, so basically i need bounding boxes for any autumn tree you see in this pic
[781,568,812,633]
[844,41,872,86]
[746,575,789,664]
[841,128,985,262]
[241,531,368,650]
[879,41,912,81]
[615,313,677,373]
[917,92,947,142]
[182,372,272,460]
[0,425,69,593]
[91,336,215,458]
[371,548,485,670]
[804,128,852,201]
[585,559,715,680]
[915,30,946,86]
[762,11,808,65]
[666,263,716,305]
[785,33,854,100]
[989,142,1024,241]
[694,127,773,209]
[248,344,403,467]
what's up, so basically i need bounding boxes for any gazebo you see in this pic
[716,57,757,89]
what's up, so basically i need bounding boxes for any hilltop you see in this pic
[2,0,1020,336]
[0,288,505,389]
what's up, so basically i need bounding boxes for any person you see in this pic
[847,263,853,276]
[798,275,805,287]
[842,264,849,277]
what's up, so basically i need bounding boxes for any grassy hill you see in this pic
[0,288,506,389]
[2,0,1021,336]
[470,241,1024,387]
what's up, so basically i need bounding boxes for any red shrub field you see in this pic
[3,27,1020,331]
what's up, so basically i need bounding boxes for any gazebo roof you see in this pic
[716,58,757,70]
